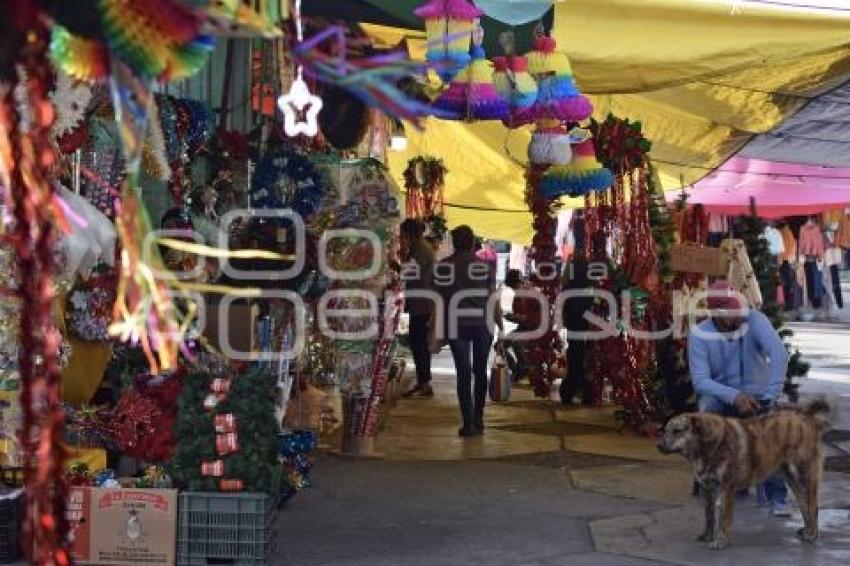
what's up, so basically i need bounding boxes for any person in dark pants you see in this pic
[435,226,501,437]
[400,219,436,398]
[560,257,595,405]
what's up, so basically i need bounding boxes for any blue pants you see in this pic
[448,325,493,428]
[698,395,788,504]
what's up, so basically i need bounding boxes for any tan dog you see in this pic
[657,399,833,549]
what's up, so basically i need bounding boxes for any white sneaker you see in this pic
[771,501,793,517]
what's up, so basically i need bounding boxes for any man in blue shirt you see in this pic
[688,281,791,516]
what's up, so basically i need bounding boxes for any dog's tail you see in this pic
[801,397,835,432]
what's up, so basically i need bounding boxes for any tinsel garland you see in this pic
[521,165,565,397]
[0,5,69,562]
[581,119,659,430]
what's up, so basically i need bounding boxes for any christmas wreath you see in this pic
[589,114,653,174]
[250,145,331,224]
[403,156,446,219]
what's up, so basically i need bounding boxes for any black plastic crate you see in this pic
[0,489,23,563]
[177,492,279,565]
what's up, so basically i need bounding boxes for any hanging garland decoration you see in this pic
[403,156,447,219]
[519,164,566,397]
[250,146,331,226]
[154,94,215,204]
[0,4,70,562]
[583,115,659,431]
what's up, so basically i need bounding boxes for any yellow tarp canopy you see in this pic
[385,0,850,243]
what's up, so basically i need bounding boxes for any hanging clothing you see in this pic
[830,265,844,309]
[803,260,824,309]
[707,213,728,234]
[779,261,799,311]
[721,238,763,308]
[764,226,785,257]
[798,221,825,258]
[707,214,727,247]
[837,215,850,249]
[825,246,844,310]
[779,225,797,263]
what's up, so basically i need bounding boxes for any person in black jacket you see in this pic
[434,226,502,437]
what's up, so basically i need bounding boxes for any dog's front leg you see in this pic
[698,481,718,543]
[709,485,735,550]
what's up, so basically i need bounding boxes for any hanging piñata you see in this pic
[509,35,592,126]
[433,26,509,121]
[540,138,613,198]
[492,55,538,110]
[415,0,482,82]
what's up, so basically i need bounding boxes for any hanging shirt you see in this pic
[708,213,728,234]
[798,222,825,258]
[688,311,788,404]
[780,226,797,263]
[763,226,785,256]
[837,215,850,249]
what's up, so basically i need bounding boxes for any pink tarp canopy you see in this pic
[667,157,850,218]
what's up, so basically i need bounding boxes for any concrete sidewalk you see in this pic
[280,321,850,565]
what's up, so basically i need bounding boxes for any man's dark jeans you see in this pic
[448,325,493,428]
[408,312,432,386]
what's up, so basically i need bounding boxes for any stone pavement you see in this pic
[281,320,850,565]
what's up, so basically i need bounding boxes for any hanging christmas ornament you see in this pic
[510,35,592,126]
[278,70,323,137]
[540,138,613,198]
[492,56,538,110]
[433,25,509,121]
[416,0,482,82]
[279,0,322,138]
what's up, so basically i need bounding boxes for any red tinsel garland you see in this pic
[1,5,70,563]
[583,142,657,430]
[521,164,565,397]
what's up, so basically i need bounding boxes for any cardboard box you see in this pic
[68,487,177,565]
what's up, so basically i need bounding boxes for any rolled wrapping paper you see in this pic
[528,126,573,166]
[540,139,614,198]
[493,56,538,109]
[433,45,510,120]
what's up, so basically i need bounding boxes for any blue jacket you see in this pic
[688,310,788,405]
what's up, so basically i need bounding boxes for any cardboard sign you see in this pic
[68,487,177,565]
[670,244,728,276]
